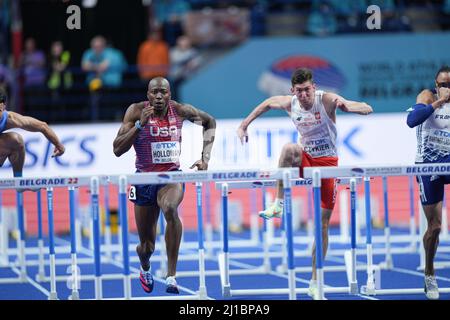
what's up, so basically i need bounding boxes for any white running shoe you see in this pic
[424,274,439,300]
[166,276,179,294]
[308,280,319,300]
[259,202,283,220]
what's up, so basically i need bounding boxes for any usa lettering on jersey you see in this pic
[149,125,178,137]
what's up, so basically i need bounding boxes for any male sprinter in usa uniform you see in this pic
[407,65,450,300]
[113,77,216,294]
[237,68,373,299]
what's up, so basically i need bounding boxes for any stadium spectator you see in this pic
[403,0,441,32]
[47,41,72,91]
[152,0,191,46]
[306,1,338,36]
[81,35,127,90]
[169,35,202,100]
[442,0,450,29]
[0,63,12,99]
[0,0,9,64]
[20,38,46,88]
[137,29,170,81]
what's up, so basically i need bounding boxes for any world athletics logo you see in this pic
[258,55,346,96]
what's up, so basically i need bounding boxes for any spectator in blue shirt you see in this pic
[307,1,338,37]
[81,36,127,90]
[152,0,191,46]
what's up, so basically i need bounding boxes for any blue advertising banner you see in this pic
[182,32,450,118]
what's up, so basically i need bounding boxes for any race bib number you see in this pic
[151,141,180,164]
[128,186,136,200]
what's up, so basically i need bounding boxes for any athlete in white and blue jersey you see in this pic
[406,65,450,300]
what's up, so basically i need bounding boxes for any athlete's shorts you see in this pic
[416,155,450,206]
[300,152,338,210]
[129,170,184,207]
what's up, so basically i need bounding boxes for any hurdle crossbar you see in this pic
[305,163,450,299]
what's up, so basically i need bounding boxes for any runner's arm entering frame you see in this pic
[5,111,65,157]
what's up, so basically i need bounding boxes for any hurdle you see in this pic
[0,186,100,273]
[322,175,422,261]
[98,179,255,280]
[0,177,82,295]
[324,175,422,257]
[304,163,450,299]
[123,184,257,279]
[0,175,130,299]
[0,186,34,285]
[107,168,301,300]
[218,171,359,300]
[417,197,450,271]
[0,191,7,266]
[219,178,369,278]
[216,169,298,300]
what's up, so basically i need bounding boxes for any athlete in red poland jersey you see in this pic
[237,68,372,299]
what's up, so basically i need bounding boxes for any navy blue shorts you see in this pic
[128,170,184,207]
[416,156,450,205]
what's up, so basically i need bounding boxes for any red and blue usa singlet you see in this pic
[133,101,183,172]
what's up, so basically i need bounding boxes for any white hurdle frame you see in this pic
[1,169,301,300]
[217,175,358,299]
[217,178,368,278]
[108,168,300,300]
[304,163,450,299]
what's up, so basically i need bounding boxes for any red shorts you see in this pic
[300,153,338,210]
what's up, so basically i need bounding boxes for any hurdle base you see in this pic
[48,292,58,300]
[222,285,231,298]
[197,286,208,300]
[0,257,8,267]
[408,243,417,253]
[35,273,46,282]
[69,291,80,300]
[360,284,376,296]
[19,271,27,282]
[275,264,287,274]
[349,281,359,295]
[379,258,394,270]
[263,263,271,273]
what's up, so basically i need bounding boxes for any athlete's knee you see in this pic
[161,203,179,222]
[280,143,300,164]
[6,132,25,152]
[428,223,441,238]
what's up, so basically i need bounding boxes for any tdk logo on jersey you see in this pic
[433,130,450,137]
[150,125,178,137]
[258,55,346,96]
[157,142,178,149]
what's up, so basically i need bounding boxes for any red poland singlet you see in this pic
[133,101,183,172]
